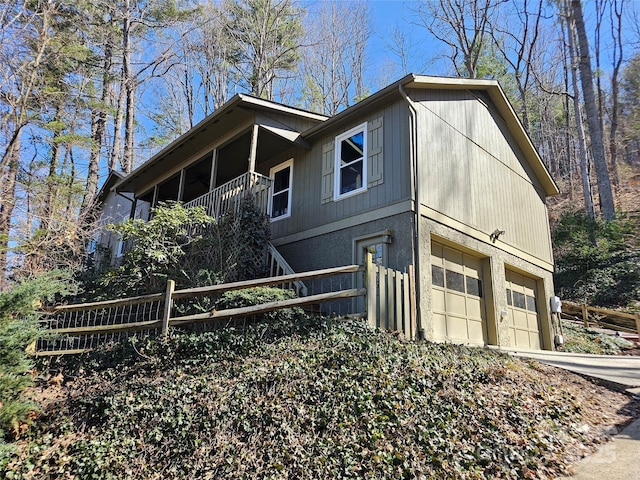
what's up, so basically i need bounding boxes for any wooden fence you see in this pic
[33,253,417,356]
[365,254,417,340]
[561,301,640,336]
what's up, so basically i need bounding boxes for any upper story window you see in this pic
[269,159,293,220]
[334,123,367,200]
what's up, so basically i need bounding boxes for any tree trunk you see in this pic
[608,0,623,188]
[121,7,134,173]
[82,42,113,215]
[570,0,615,219]
[566,10,595,218]
[42,108,63,229]
[0,138,20,291]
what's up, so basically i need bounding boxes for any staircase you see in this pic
[266,243,307,297]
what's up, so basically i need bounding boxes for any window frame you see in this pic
[334,122,367,201]
[269,158,294,221]
[115,236,125,258]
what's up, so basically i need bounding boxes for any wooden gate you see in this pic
[365,253,417,340]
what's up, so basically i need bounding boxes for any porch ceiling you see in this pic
[114,94,325,195]
[116,106,253,193]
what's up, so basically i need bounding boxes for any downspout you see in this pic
[398,84,423,340]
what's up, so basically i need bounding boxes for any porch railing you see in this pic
[267,243,308,297]
[184,171,272,219]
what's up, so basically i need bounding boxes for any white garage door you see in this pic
[431,242,486,345]
[506,269,541,349]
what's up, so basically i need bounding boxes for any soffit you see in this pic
[115,94,327,194]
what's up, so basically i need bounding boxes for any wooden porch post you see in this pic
[248,124,259,173]
[365,251,376,328]
[177,169,186,202]
[162,279,175,336]
[151,184,159,208]
[209,149,218,191]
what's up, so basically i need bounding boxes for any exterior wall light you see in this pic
[382,229,394,244]
[490,228,505,243]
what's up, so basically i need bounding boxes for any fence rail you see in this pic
[561,301,640,336]
[33,254,416,356]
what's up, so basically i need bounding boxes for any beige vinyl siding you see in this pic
[411,88,553,265]
[268,99,412,240]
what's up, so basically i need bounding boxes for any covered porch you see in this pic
[123,119,306,221]
[111,94,326,222]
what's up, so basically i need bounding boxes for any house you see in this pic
[102,74,560,350]
[91,170,134,269]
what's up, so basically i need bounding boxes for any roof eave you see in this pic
[302,74,559,197]
[114,94,328,192]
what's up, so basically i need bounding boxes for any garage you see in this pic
[431,241,486,345]
[505,269,541,349]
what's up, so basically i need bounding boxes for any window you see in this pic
[269,159,293,220]
[115,236,125,258]
[334,123,367,200]
[364,243,384,265]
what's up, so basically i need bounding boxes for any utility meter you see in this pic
[550,296,562,313]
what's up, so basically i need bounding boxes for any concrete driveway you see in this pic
[501,349,640,388]
[501,348,640,479]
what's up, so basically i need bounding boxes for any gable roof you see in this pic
[96,170,126,204]
[115,94,327,193]
[303,74,559,196]
[114,75,558,197]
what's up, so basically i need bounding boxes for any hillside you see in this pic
[4,317,639,479]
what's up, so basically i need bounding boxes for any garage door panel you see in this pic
[467,320,484,344]
[433,289,446,311]
[444,247,464,269]
[445,292,467,316]
[431,242,443,260]
[512,311,528,329]
[433,313,447,338]
[506,269,542,349]
[463,257,481,276]
[515,329,530,347]
[431,241,487,346]
[466,301,482,318]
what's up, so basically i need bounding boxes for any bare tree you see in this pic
[300,0,370,115]
[569,0,615,220]
[563,5,595,218]
[414,0,505,78]
[607,0,624,187]
[0,0,60,289]
[488,0,546,131]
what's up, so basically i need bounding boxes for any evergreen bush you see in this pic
[0,271,76,457]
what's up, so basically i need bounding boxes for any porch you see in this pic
[183,171,272,219]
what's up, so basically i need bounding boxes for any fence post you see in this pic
[581,303,589,327]
[408,264,417,340]
[365,251,376,328]
[162,279,175,336]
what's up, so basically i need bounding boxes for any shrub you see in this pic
[0,271,76,456]
[99,201,217,297]
[215,287,303,322]
[91,197,271,300]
